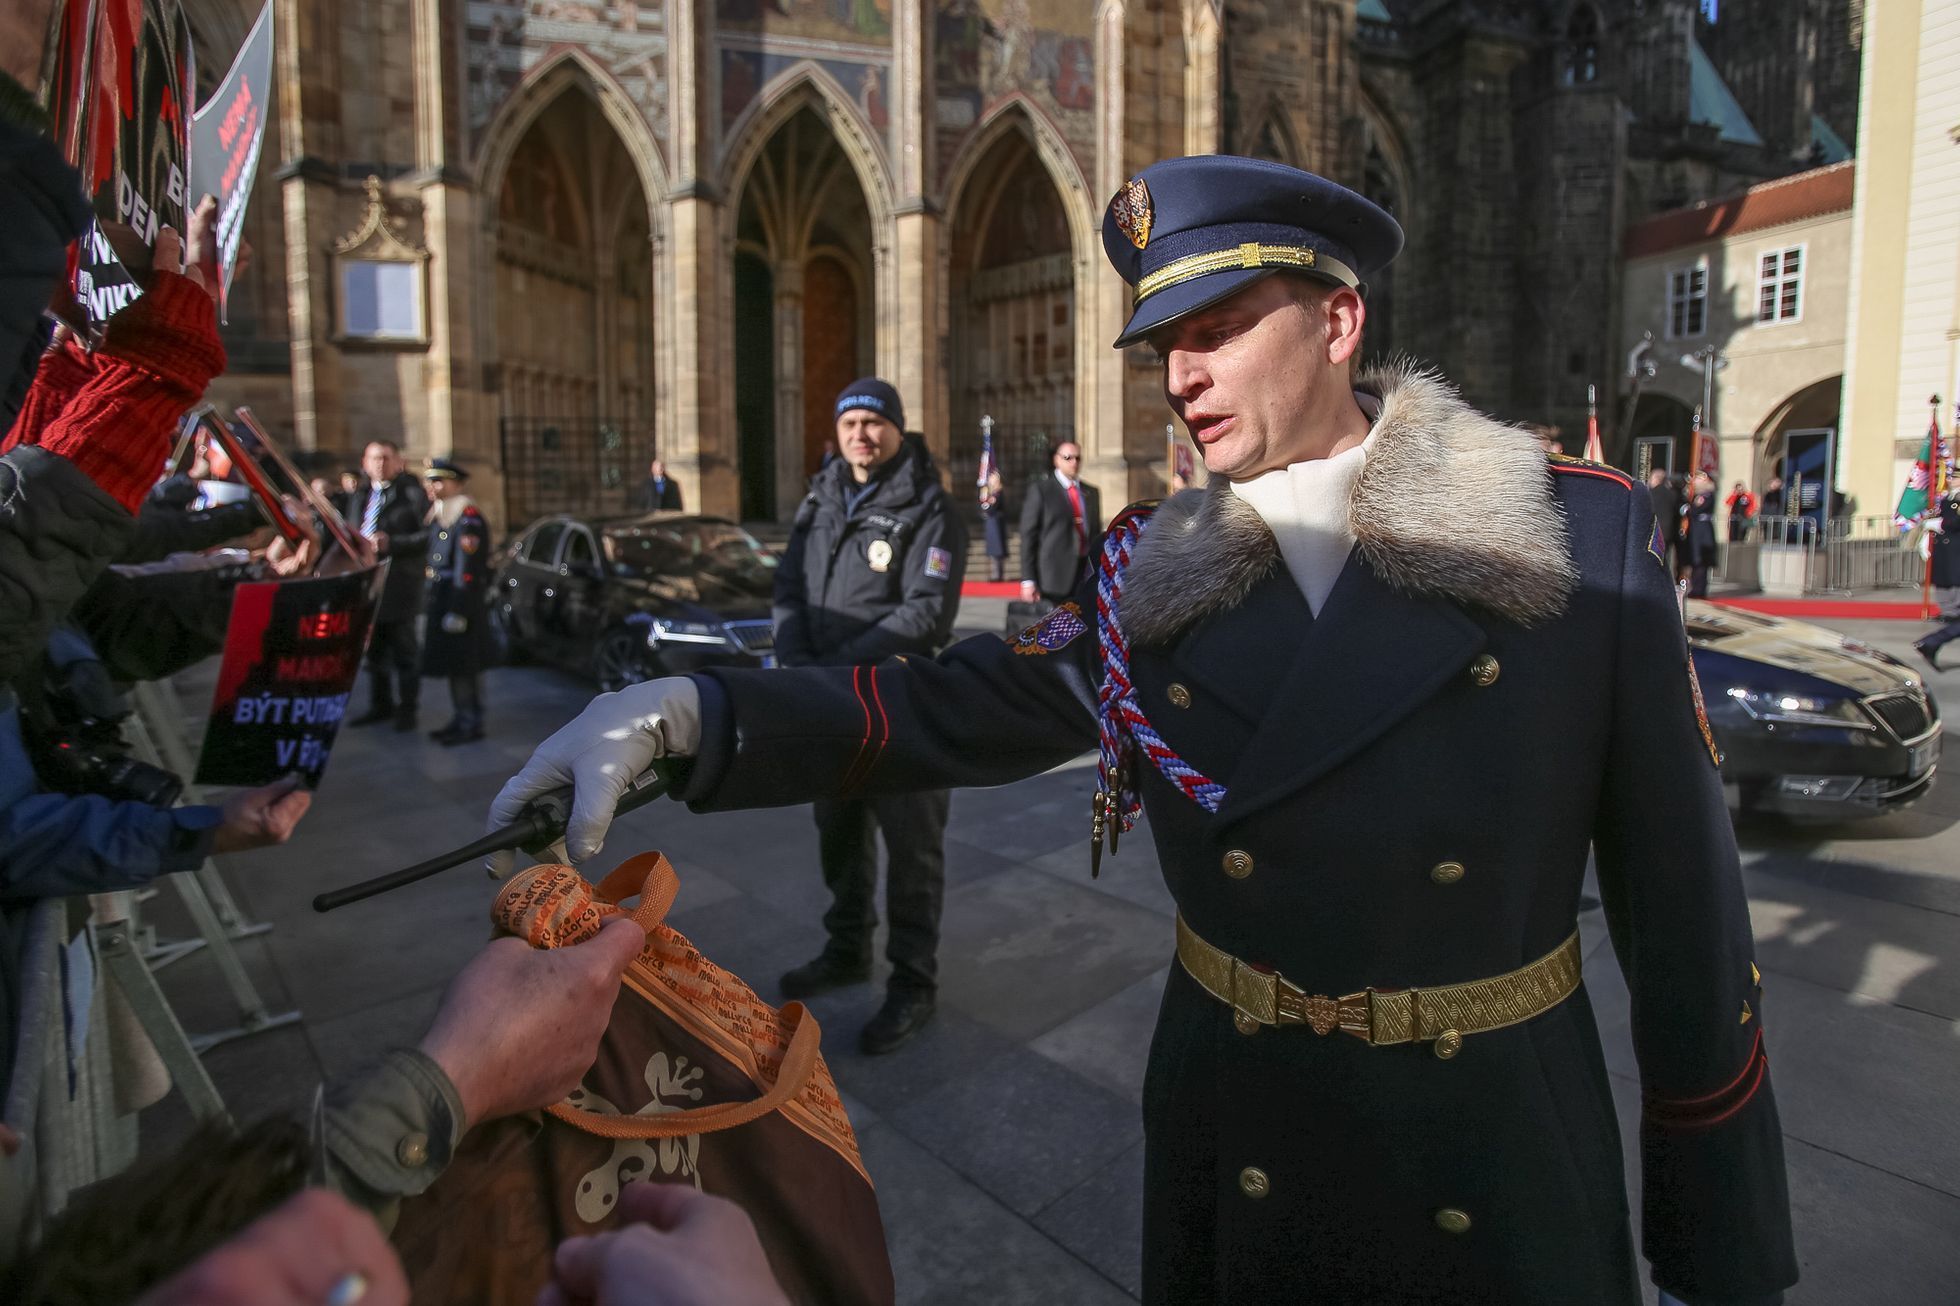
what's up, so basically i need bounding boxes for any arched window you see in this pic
[1563,6,1602,86]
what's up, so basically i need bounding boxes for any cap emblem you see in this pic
[1110,177,1153,250]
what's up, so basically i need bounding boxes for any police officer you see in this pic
[419,458,493,745]
[1685,471,1720,597]
[492,158,1794,1304]
[772,379,965,1052]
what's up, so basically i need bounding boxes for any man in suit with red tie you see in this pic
[1018,441,1102,603]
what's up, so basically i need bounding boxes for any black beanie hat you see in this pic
[834,377,905,432]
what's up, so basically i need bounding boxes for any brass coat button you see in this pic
[1469,654,1500,687]
[1239,1166,1271,1199]
[1434,1207,1472,1234]
[1167,682,1193,709]
[1434,1029,1464,1060]
[1430,861,1466,886]
[1234,1011,1261,1036]
[1222,849,1254,880]
[395,1132,430,1167]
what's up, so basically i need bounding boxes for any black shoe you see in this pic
[428,721,462,742]
[438,725,485,747]
[1915,641,1942,672]
[859,989,935,1056]
[393,706,419,732]
[778,952,872,1000]
[349,704,395,727]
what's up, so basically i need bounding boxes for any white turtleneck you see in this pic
[1227,392,1383,617]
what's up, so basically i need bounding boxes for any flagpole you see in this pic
[1924,395,1941,619]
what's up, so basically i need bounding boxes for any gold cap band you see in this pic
[1134,241,1359,302]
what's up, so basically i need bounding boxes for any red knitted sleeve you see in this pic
[2,335,93,455]
[20,274,226,513]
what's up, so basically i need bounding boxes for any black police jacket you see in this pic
[676,366,1795,1305]
[421,501,494,677]
[773,436,966,667]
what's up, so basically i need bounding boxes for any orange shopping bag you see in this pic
[391,853,894,1305]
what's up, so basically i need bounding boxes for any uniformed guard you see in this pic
[420,458,493,745]
[491,156,1796,1305]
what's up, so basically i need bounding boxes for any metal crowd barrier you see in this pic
[1726,515,1924,595]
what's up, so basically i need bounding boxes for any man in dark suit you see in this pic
[637,457,683,512]
[1018,441,1101,602]
[492,156,1794,1305]
[346,440,430,730]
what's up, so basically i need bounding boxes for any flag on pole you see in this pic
[1583,384,1604,463]
[1691,406,1720,479]
[1895,395,1943,529]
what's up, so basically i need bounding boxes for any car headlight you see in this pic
[646,618,731,647]
[1724,687,1876,730]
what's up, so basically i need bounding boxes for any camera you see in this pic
[20,650,184,809]
[34,731,184,808]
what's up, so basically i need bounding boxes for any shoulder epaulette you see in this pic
[1547,453,1635,490]
[1108,499,1162,534]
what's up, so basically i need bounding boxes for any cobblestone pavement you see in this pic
[137,606,1960,1302]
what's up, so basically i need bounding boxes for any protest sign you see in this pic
[197,566,386,789]
[47,0,197,329]
[189,0,271,320]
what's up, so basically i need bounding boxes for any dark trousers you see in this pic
[365,619,420,711]
[444,674,484,729]
[1040,554,1090,604]
[1922,616,1960,654]
[812,789,950,994]
[1688,564,1711,598]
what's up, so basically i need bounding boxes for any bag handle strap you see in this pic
[593,852,680,934]
[546,1001,823,1139]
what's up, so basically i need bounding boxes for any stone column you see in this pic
[663,0,736,517]
[890,0,945,457]
[772,259,806,521]
[1085,0,1134,501]
[1182,0,1222,156]
[274,0,345,457]
[410,0,495,518]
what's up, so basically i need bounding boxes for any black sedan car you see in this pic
[490,513,778,690]
[1688,600,1941,817]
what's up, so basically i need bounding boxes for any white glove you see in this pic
[484,676,701,876]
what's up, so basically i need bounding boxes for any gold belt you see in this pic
[1175,916,1582,1050]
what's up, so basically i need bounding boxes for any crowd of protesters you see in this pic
[0,74,789,1306]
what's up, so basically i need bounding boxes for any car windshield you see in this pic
[604,521,776,584]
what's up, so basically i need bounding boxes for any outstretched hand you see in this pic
[418,916,647,1129]
[484,677,702,877]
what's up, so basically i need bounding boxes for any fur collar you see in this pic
[1121,361,1578,647]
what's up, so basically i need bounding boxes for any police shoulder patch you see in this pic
[460,534,481,554]
[1011,601,1087,656]
[924,546,952,580]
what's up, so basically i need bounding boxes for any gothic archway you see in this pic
[488,84,658,524]
[728,104,878,521]
[945,115,1078,510]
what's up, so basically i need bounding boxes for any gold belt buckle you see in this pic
[1273,973,1374,1041]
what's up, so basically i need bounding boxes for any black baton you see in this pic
[311,764,677,912]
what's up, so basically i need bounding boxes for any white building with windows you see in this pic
[1619,161,1855,521]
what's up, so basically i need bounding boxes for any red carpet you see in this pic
[961,581,1026,599]
[1708,597,1936,621]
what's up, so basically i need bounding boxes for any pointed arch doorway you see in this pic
[947,121,1077,511]
[729,107,877,522]
[488,84,657,524]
